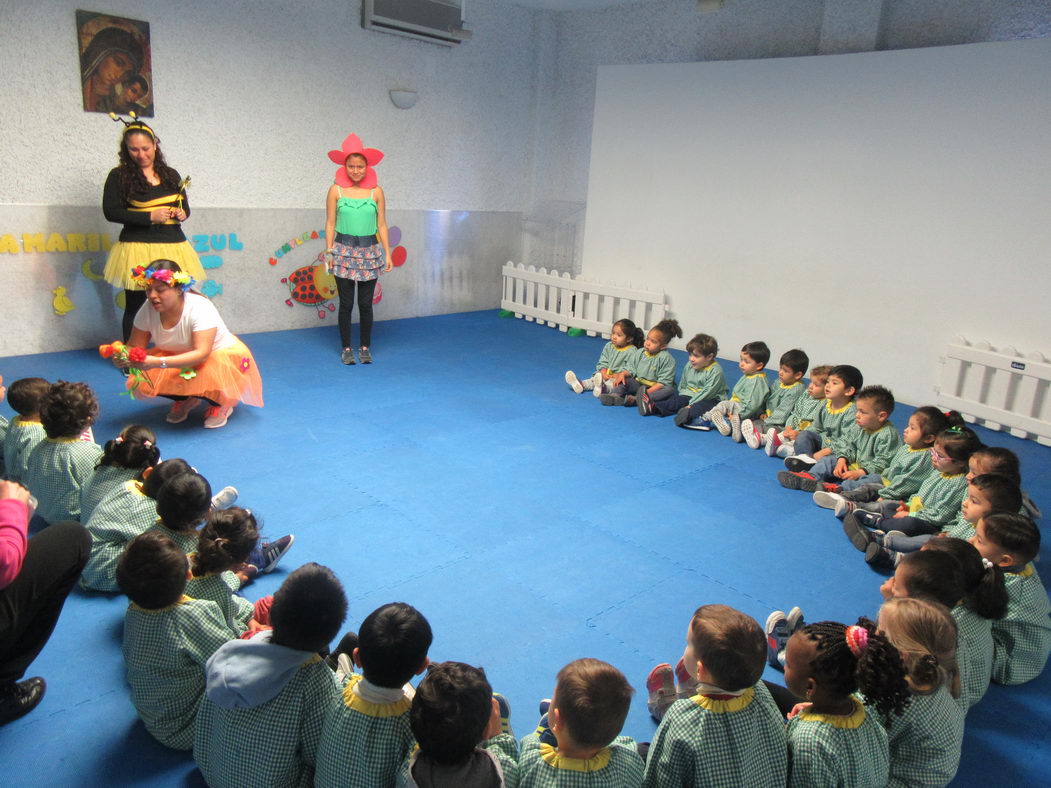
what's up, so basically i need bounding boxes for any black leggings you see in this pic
[336,278,377,349]
[122,289,148,341]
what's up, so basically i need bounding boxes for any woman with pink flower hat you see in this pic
[323,133,392,365]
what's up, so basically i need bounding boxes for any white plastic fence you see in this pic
[936,336,1051,446]
[500,262,666,337]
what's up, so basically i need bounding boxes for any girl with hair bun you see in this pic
[598,318,681,408]
[564,318,644,396]
[81,424,160,523]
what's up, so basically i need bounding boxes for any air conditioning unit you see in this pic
[362,0,472,47]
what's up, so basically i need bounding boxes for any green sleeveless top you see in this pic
[335,187,378,236]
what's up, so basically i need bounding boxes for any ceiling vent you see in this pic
[362,0,472,47]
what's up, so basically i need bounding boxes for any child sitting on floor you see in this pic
[194,563,348,787]
[316,602,433,788]
[762,365,830,458]
[599,319,681,408]
[782,364,862,471]
[24,380,102,524]
[518,658,643,787]
[147,470,213,553]
[399,661,519,787]
[641,332,727,422]
[565,318,643,396]
[875,597,965,788]
[117,531,236,750]
[955,444,1041,522]
[80,425,160,524]
[705,341,772,441]
[968,512,1051,685]
[2,377,49,485]
[741,348,808,448]
[643,604,787,787]
[779,385,900,493]
[782,618,909,788]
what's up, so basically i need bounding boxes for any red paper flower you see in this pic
[99,343,115,359]
[239,357,251,372]
[327,133,384,189]
[128,347,147,363]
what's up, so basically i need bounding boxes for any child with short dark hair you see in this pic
[704,341,772,441]
[875,597,965,787]
[195,563,348,787]
[519,658,643,787]
[565,318,643,395]
[779,385,900,493]
[643,605,787,787]
[963,444,1041,520]
[117,531,236,750]
[968,512,1051,685]
[316,602,433,788]
[147,470,212,553]
[782,364,862,470]
[24,381,102,523]
[80,425,160,523]
[400,661,519,786]
[599,319,681,408]
[762,365,832,457]
[2,377,49,484]
[642,333,728,423]
[782,618,909,788]
[741,348,808,447]
[81,457,189,591]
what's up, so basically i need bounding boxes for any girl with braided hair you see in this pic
[782,618,910,788]
[876,597,965,787]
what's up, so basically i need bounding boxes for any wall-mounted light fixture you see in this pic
[389,89,418,109]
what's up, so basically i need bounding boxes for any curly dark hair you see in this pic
[117,127,181,198]
[193,507,259,576]
[651,319,683,345]
[411,662,493,765]
[98,424,160,472]
[40,380,98,438]
[802,618,911,721]
[116,531,188,609]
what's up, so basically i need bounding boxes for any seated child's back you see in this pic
[80,425,159,523]
[2,378,49,484]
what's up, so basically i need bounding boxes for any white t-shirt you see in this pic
[133,293,234,352]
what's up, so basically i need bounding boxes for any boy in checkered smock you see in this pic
[23,381,101,523]
[316,602,433,788]
[874,597,965,788]
[517,658,643,787]
[969,513,1051,685]
[643,604,787,788]
[780,364,861,472]
[145,468,212,554]
[643,332,727,423]
[1,377,49,485]
[704,341,772,441]
[117,531,236,750]
[782,618,910,788]
[397,661,519,787]
[80,424,160,524]
[194,563,347,787]
[760,365,830,457]
[740,348,807,448]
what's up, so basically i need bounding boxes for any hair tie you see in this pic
[142,439,152,449]
[982,557,994,570]
[845,625,869,657]
[944,426,963,435]
[114,435,124,444]
[920,653,939,669]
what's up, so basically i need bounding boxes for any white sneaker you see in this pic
[565,371,583,394]
[211,486,239,510]
[763,428,780,456]
[813,491,844,510]
[708,409,731,436]
[592,376,607,398]
[776,444,793,459]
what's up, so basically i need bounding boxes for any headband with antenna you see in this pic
[109,111,155,140]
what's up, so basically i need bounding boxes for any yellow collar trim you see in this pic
[940,472,965,480]
[538,743,612,772]
[701,361,718,371]
[779,381,802,390]
[644,350,663,358]
[744,372,765,379]
[825,400,853,415]
[614,345,633,352]
[1008,563,1035,578]
[907,446,930,453]
[342,673,412,717]
[14,417,42,426]
[130,593,193,613]
[797,697,867,729]
[126,479,147,497]
[691,686,755,713]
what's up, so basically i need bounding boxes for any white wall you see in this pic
[580,37,1051,406]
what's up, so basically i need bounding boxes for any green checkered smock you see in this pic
[643,683,787,788]
[992,564,1051,685]
[843,423,901,476]
[315,673,416,788]
[763,381,805,429]
[81,465,139,524]
[596,342,640,375]
[953,604,994,708]
[905,471,967,526]
[81,480,158,591]
[787,392,823,432]
[942,514,975,540]
[868,685,964,787]
[0,414,7,475]
[809,400,857,457]
[631,349,677,388]
[397,734,520,787]
[875,446,932,501]
[186,568,254,634]
[727,373,771,420]
[517,732,644,787]
[787,697,888,788]
[678,361,729,405]
[195,655,341,788]
[2,417,45,484]
[122,596,234,750]
[24,437,102,522]
[146,522,201,554]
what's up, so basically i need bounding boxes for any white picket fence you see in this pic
[936,336,1051,446]
[500,262,666,337]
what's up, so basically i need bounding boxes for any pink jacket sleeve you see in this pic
[0,499,29,590]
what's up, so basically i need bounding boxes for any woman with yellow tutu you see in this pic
[107,260,263,429]
[102,117,206,340]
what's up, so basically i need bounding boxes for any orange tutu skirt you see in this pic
[127,337,264,408]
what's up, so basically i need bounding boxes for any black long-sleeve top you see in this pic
[102,168,191,243]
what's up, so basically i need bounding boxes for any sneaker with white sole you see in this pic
[341,347,356,365]
[211,486,238,510]
[565,370,584,394]
[683,417,713,431]
[638,391,655,416]
[708,409,731,436]
[786,606,805,635]
[166,397,202,424]
[764,428,781,456]
[730,412,743,442]
[776,444,793,459]
[599,393,625,406]
[673,657,698,699]
[203,405,234,429]
[646,663,676,722]
[742,419,761,449]
[784,454,817,472]
[765,610,789,669]
[813,491,845,510]
[358,347,372,364]
[592,375,607,398]
[257,534,294,573]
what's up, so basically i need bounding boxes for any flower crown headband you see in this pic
[132,264,195,292]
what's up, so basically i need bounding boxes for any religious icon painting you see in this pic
[76,9,154,117]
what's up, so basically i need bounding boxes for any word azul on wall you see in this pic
[1,233,114,254]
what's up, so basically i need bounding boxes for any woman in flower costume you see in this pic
[104,260,263,429]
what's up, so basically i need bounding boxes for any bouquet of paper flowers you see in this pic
[99,341,151,394]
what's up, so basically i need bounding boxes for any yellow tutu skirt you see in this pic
[104,241,207,289]
[127,337,264,408]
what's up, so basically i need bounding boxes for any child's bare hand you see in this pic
[247,618,271,633]
[783,427,798,440]
[891,511,909,519]
[787,702,812,720]
[0,480,31,504]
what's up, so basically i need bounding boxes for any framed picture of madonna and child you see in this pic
[76,9,154,117]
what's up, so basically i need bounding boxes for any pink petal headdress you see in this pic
[327,133,384,189]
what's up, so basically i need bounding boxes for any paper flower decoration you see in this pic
[327,133,384,189]
[239,357,251,372]
[99,341,152,394]
[178,367,197,380]
[132,264,195,292]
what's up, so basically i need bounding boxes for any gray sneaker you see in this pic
[708,409,731,436]
[341,347,356,365]
[211,486,238,510]
[359,347,373,364]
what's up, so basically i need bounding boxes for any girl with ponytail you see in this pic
[81,424,160,523]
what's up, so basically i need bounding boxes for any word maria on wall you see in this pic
[1,232,114,254]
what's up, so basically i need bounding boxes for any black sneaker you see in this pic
[359,347,373,364]
[864,542,897,568]
[843,513,876,552]
[341,348,356,365]
[0,677,46,726]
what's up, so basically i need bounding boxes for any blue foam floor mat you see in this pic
[0,310,1048,786]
